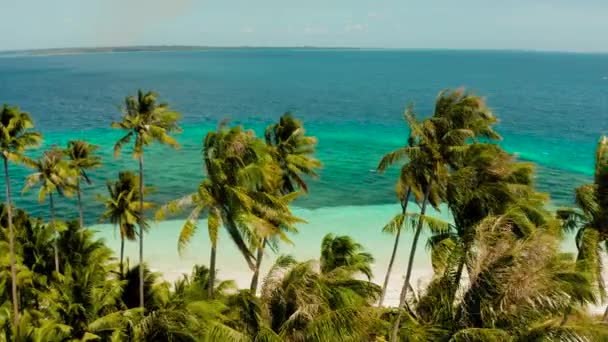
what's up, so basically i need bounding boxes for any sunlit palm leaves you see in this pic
[260,235,381,341]
[112,89,181,309]
[23,147,76,274]
[65,140,102,228]
[99,171,153,276]
[0,104,42,327]
[157,122,302,298]
[557,135,608,321]
[264,112,321,194]
[409,211,602,341]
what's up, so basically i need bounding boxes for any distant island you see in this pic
[0,45,362,56]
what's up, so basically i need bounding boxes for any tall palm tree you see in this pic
[156,123,300,298]
[65,140,101,228]
[558,135,608,322]
[99,171,152,277]
[386,89,500,342]
[0,104,42,327]
[112,90,181,309]
[250,113,322,293]
[442,144,542,297]
[23,147,75,275]
[376,106,427,307]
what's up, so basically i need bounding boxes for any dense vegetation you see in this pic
[1,88,608,341]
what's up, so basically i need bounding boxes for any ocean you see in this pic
[0,49,606,297]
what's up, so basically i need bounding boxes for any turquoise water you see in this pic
[2,49,607,299]
[1,49,607,221]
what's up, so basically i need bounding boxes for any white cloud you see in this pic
[344,23,368,32]
[367,11,383,19]
[241,27,255,34]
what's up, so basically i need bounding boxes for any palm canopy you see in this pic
[0,104,42,160]
[157,123,302,269]
[377,107,443,207]
[23,147,76,202]
[411,211,600,341]
[99,171,154,240]
[111,90,182,158]
[261,235,381,340]
[557,136,608,301]
[431,88,501,147]
[446,143,544,239]
[264,112,321,194]
[320,233,375,280]
[65,140,101,184]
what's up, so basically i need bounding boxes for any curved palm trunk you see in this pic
[138,154,145,309]
[602,305,608,322]
[208,242,217,299]
[378,188,411,307]
[452,248,467,300]
[50,192,59,274]
[249,238,266,294]
[76,179,84,229]
[390,183,431,342]
[4,157,19,327]
[120,222,125,278]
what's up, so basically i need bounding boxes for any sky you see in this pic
[1,0,607,52]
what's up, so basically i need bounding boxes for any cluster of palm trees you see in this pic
[1,88,608,341]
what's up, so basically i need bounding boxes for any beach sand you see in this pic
[90,203,445,306]
[89,203,605,313]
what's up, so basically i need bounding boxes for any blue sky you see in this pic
[1,0,607,52]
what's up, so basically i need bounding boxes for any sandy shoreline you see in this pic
[89,203,605,313]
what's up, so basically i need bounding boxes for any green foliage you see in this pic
[0,104,43,161]
[111,90,182,159]
[2,90,608,342]
[23,147,77,203]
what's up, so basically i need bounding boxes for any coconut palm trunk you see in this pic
[378,187,411,307]
[3,156,19,327]
[138,153,145,309]
[76,179,84,228]
[250,238,266,294]
[120,219,125,278]
[208,242,217,299]
[452,243,469,305]
[390,183,431,342]
[50,192,60,274]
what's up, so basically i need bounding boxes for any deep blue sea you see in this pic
[1,49,608,222]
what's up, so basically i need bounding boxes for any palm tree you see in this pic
[264,112,321,194]
[320,233,374,280]
[260,234,381,340]
[65,140,101,228]
[23,147,75,275]
[441,144,543,300]
[250,113,321,293]
[0,104,42,327]
[112,90,181,309]
[376,106,427,307]
[386,89,500,342]
[558,135,608,322]
[402,210,601,341]
[99,171,153,277]
[47,220,120,340]
[156,123,300,298]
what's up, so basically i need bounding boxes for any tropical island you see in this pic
[0,45,362,57]
[1,88,608,341]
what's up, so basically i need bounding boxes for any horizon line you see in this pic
[2,44,608,56]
